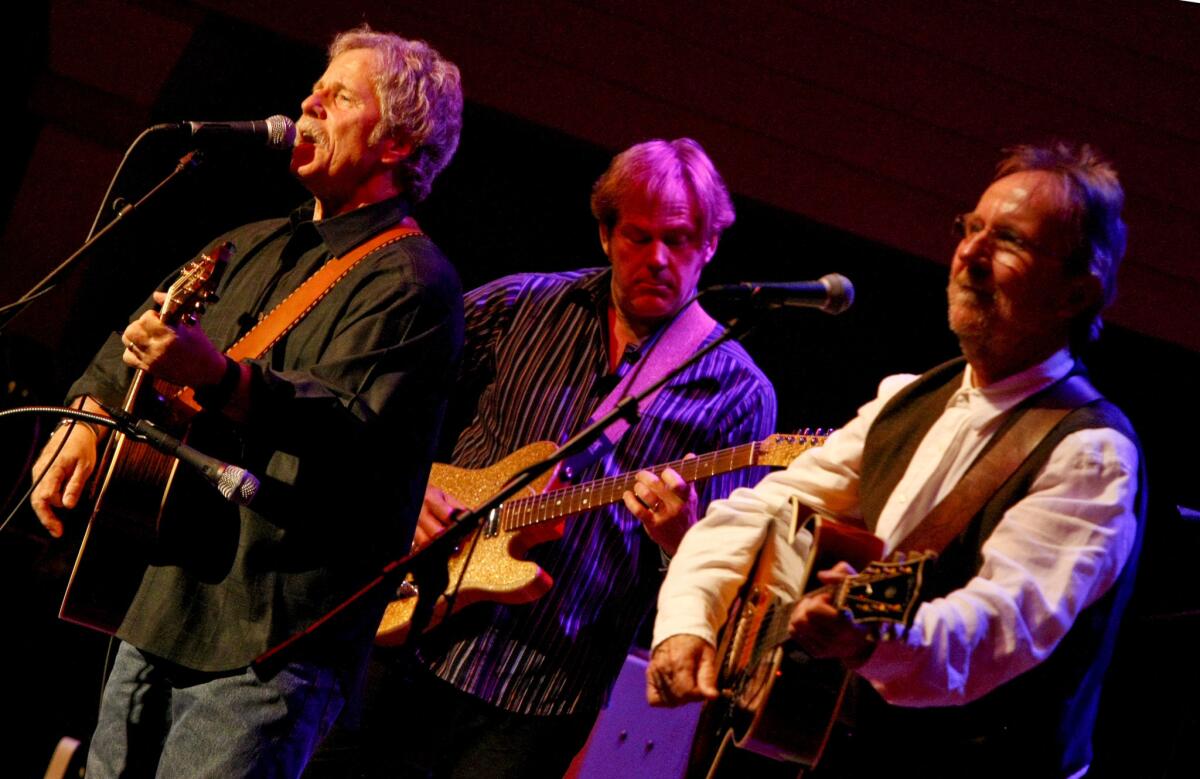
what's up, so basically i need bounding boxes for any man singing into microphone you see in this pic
[30,26,464,778]
[648,143,1144,778]
[309,138,776,778]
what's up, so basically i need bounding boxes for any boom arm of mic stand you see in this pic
[0,404,123,433]
[0,147,202,332]
[251,309,765,670]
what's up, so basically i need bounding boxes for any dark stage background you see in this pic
[2,4,1197,778]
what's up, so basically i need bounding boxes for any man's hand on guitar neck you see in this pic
[122,292,249,420]
[788,562,876,669]
[30,397,109,538]
[646,633,719,707]
[123,293,227,388]
[622,459,698,556]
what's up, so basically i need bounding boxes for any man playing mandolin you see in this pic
[309,138,777,778]
[648,143,1144,778]
[30,26,464,778]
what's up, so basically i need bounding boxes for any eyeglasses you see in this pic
[952,213,1044,256]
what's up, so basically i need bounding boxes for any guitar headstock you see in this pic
[159,241,235,326]
[834,552,934,627]
[755,429,831,468]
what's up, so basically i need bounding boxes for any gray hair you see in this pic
[590,138,735,242]
[330,26,463,202]
[996,142,1127,347]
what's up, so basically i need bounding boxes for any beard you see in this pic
[947,279,997,346]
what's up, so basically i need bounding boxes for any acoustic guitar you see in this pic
[688,510,932,778]
[59,242,234,634]
[375,432,828,646]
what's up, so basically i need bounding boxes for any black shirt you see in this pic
[70,196,464,672]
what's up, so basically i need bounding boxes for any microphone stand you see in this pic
[252,306,769,670]
[0,147,202,333]
[0,403,234,494]
[0,404,227,463]
[0,405,123,433]
[0,406,122,528]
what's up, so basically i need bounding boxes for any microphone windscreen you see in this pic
[820,273,855,315]
[263,115,297,150]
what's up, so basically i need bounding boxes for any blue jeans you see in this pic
[87,641,344,779]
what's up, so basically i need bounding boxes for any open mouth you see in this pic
[290,138,319,170]
[295,121,327,148]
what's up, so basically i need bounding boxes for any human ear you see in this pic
[379,135,414,167]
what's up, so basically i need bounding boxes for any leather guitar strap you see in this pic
[555,300,717,485]
[227,218,423,361]
[590,299,718,446]
[176,219,423,411]
[895,372,1102,556]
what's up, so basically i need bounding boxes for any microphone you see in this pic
[176,115,297,150]
[700,273,855,315]
[103,407,261,506]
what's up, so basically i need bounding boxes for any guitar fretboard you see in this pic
[497,433,825,531]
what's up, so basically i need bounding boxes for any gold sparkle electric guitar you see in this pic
[374,431,828,646]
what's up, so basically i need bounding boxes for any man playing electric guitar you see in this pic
[308,138,777,779]
[649,143,1145,778]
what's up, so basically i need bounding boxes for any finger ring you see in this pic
[652,500,664,512]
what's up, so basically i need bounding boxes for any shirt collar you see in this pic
[954,348,1075,416]
[566,269,632,370]
[568,267,613,311]
[567,267,715,371]
[288,196,412,257]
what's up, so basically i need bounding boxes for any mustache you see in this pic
[296,119,328,146]
[950,271,991,296]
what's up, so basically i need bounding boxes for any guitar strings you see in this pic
[498,444,755,530]
[498,435,826,531]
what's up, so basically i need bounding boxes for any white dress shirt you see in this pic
[653,350,1139,707]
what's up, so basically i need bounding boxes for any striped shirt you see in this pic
[417,268,776,715]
